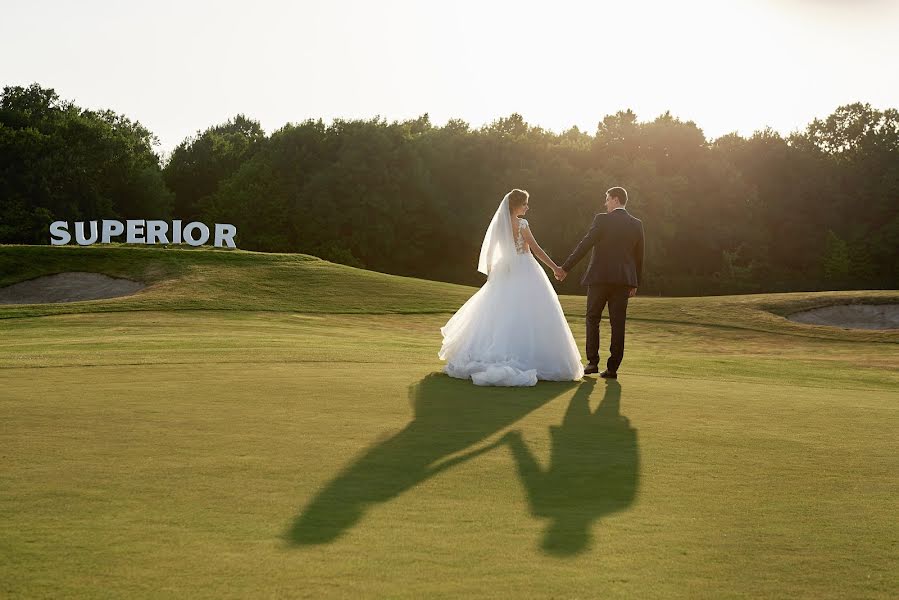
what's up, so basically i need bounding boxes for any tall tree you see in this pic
[162,114,265,221]
[2,87,895,294]
[0,83,172,243]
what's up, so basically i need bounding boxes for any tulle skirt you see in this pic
[439,253,584,386]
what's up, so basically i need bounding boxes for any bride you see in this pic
[439,189,584,386]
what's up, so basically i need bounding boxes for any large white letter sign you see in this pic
[75,221,99,245]
[183,222,210,246]
[49,220,237,248]
[126,220,146,244]
[214,224,237,248]
[50,221,71,245]
[146,221,170,244]
[101,220,124,243]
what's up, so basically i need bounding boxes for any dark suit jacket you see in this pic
[561,208,644,287]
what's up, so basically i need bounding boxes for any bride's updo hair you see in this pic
[508,188,529,208]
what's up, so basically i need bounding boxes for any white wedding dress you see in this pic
[439,193,584,386]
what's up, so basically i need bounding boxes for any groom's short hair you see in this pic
[606,187,628,205]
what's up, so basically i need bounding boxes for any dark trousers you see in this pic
[586,283,630,372]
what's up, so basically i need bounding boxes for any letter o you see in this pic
[183,222,210,246]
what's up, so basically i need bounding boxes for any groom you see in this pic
[556,187,644,378]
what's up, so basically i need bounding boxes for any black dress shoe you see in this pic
[600,370,618,379]
[583,364,599,375]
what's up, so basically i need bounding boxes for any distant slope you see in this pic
[1,245,896,342]
[0,245,475,317]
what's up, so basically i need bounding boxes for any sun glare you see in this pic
[0,0,896,148]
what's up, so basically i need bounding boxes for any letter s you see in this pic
[50,221,71,245]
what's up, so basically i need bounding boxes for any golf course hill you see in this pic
[2,243,897,599]
[0,244,896,343]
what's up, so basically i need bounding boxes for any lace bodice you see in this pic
[514,218,528,254]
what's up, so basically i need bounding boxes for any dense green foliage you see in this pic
[163,114,265,221]
[3,84,896,294]
[0,84,172,244]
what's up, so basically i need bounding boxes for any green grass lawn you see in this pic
[1,245,897,598]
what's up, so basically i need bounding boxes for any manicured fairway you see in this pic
[1,246,897,598]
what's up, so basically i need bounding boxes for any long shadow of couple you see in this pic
[288,374,639,556]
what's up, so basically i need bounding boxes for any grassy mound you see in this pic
[2,245,897,342]
[0,244,473,317]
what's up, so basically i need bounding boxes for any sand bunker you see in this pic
[0,272,145,305]
[787,304,899,330]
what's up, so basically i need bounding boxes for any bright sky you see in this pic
[3,0,898,155]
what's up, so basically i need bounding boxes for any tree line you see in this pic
[2,83,896,295]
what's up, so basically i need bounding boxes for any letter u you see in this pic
[75,221,99,245]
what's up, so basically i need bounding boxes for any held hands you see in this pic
[553,266,567,281]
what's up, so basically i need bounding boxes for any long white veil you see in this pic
[477,192,516,276]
